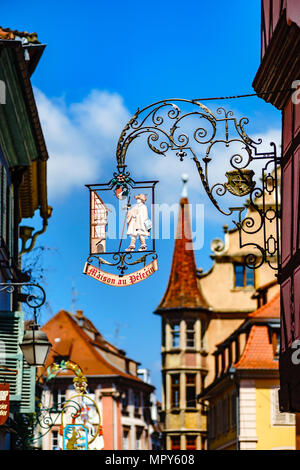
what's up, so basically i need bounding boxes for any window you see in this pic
[223,396,229,433]
[186,435,197,450]
[51,430,59,450]
[271,329,280,359]
[217,400,222,436]
[121,390,129,415]
[208,405,216,439]
[231,392,237,428]
[234,263,254,288]
[53,355,69,364]
[52,389,66,410]
[171,374,180,409]
[171,321,180,348]
[134,391,141,416]
[186,374,196,408]
[271,387,295,426]
[0,163,13,254]
[170,435,181,450]
[136,427,143,450]
[186,321,195,348]
[200,319,206,349]
[122,428,129,450]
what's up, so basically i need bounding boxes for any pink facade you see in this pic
[101,392,122,450]
[253,0,300,412]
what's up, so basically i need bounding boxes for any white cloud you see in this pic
[34,88,131,200]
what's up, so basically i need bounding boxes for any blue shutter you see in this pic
[19,358,35,413]
[0,311,24,400]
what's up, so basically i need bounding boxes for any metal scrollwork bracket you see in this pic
[0,282,46,318]
[115,98,281,273]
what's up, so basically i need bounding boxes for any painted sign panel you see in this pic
[0,383,9,425]
[63,424,88,450]
[83,258,158,287]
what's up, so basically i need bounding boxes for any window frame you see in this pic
[186,320,195,349]
[122,427,130,450]
[51,430,59,450]
[135,427,143,450]
[170,321,180,349]
[52,388,66,410]
[170,435,181,450]
[186,373,196,409]
[186,435,197,450]
[171,374,180,409]
[234,263,255,288]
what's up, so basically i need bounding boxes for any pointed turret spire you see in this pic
[155,176,209,313]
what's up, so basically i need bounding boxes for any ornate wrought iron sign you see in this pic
[84,98,281,281]
[34,361,104,450]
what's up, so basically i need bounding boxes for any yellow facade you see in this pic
[255,379,295,450]
[207,378,295,450]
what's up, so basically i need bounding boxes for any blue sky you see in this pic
[3,0,281,397]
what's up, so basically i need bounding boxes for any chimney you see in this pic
[76,310,83,318]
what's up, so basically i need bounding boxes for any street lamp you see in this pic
[20,323,52,367]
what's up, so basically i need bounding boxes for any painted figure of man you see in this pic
[126,194,151,251]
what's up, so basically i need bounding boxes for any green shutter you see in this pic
[0,311,24,400]
[19,359,35,413]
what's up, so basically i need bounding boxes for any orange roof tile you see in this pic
[156,197,209,312]
[249,291,280,319]
[42,310,145,384]
[234,325,278,370]
[0,26,39,43]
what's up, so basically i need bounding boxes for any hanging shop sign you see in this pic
[39,361,104,450]
[83,173,159,286]
[0,383,9,425]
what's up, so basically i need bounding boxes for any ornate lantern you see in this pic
[20,324,52,367]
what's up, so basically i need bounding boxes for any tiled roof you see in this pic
[156,197,209,312]
[0,26,39,43]
[234,324,278,370]
[42,310,146,384]
[249,291,280,319]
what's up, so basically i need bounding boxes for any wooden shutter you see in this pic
[19,358,35,413]
[281,157,292,267]
[0,311,24,400]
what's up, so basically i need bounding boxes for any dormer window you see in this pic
[234,263,254,288]
[270,327,280,359]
